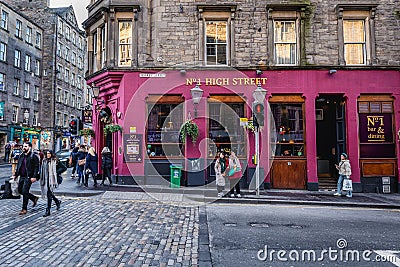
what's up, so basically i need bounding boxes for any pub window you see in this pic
[208,96,246,157]
[270,95,305,157]
[146,96,184,157]
[205,21,228,66]
[337,5,377,66]
[358,97,395,158]
[274,20,297,65]
[118,21,132,67]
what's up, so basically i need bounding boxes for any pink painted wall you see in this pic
[89,69,400,186]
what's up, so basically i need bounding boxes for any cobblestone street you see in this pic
[0,196,200,267]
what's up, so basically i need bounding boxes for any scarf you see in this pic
[40,159,58,197]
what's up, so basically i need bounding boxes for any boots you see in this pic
[56,200,61,210]
[43,209,50,217]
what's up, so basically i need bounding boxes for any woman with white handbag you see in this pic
[334,153,352,197]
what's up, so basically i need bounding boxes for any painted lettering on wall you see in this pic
[366,115,385,142]
[186,77,268,86]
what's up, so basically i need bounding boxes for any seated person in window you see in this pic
[282,150,291,156]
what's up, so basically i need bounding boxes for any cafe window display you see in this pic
[271,103,304,157]
[146,97,184,157]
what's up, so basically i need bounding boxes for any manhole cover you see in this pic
[249,223,270,228]
[224,223,237,227]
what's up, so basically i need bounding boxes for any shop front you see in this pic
[88,69,400,192]
[9,125,41,149]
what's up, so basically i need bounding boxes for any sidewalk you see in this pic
[28,173,400,209]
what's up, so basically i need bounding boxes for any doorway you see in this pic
[316,95,346,190]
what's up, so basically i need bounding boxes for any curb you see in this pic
[30,189,104,198]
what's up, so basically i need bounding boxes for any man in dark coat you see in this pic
[13,142,40,215]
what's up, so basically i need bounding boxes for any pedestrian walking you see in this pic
[334,152,353,197]
[10,144,22,175]
[12,142,40,215]
[214,152,226,197]
[100,147,113,186]
[85,147,99,187]
[227,151,242,198]
[4,142,11,162]
[76,145,87,185]
[70,145,79,178]
[40,150,66,217]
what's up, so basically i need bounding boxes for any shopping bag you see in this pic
[342,179,353,191]
[10,177,20,197]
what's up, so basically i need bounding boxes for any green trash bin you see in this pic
[170,165,182,188]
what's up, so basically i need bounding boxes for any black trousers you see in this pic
[46,185,59,210]
[102,168,112,184]
[229,178,241,195]
[18,177,36,210]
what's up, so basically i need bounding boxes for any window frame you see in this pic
[0,42,6,61]
[35,32,41,48]
[14,50,21,67]
[0,73,5,92]
[15,20,22,38]
[25,54,31,72]
[33,85,39,101]
[273,20,298,66]
[1,10,8,30]
[26,26,32,44]
[23,82,30,99]
[118,21,132,67]
[12,105,19,123]
[336,4,377,66]
[13,78,20,95]
[205,20,228,66]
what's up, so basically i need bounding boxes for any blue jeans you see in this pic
[337,174,352,196]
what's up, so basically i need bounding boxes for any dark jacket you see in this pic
[85,153,98,174]
[15,151,40,179]
[101,152,112,169]
[76,149,87,170]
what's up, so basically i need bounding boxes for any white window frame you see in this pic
[273,20,298,65]
[65,68,69,83]
[13,79,20,95]
[56,112,61,126]
[71,52,76,65]
[25,54,31,72]
[205,21,228,66]
[343,19,367,65]
[35,32,41,48]
[33,85,39,101]
[72,31,76,45]
[71,73,76,87]
[0,42,6,61]
[57,64,63,79]
[71,94,76,107]
[0,73,5,91]
[12,106,19,123]
[23,82,30,98]
[64,91,69,105]
[57,87,62,102]
[57,42,63,57]
[14,50,21,67]
[118,21,132,67]
[58,19,63,35]
[1,10,8,30]
[33,111,38,126]
[15,20,22,38]
[26,26,32,44]
[65,26,70,40]
[101,26,106,67]
[65,47,70,61]
[77,97,82,109]
[34,59,40,76]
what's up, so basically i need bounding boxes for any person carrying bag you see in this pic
[227,151,242,198]
[334,153,352,197]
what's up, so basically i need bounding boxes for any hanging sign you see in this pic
[82,110,93,123]
[123,134,142,162]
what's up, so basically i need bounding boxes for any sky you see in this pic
[50,0,90,28]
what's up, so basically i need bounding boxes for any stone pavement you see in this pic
[0,197,201,267]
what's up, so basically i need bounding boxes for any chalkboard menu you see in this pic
[124,134,143,162]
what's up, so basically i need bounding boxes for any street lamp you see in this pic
[89,82,100,98]
[190,83,203,117]
[252,83,267,197]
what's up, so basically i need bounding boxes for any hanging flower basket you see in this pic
[104,124,123,136]
[244,119,256,133]
[79,128,95,137]
[180,120,199,144]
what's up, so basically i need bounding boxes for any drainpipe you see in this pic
[145,0,153,62]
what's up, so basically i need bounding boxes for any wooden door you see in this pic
[271,158,307,189]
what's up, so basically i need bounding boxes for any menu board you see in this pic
[124,134,143,162]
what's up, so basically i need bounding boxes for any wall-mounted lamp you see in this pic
[329,69,337,75]
[256,69,263,76]
[89,82,105,104]
[179,4,183,13]
[190,83,203,118]
[23,109,29,124]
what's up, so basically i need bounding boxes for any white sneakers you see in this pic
[237,194,242,198]
[334,192,341,196]
[217,192,223,197]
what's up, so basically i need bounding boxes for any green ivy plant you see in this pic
[104,124,123,136]
[79,128,95,137]
[180,120,199,144]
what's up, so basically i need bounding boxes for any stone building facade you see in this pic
[0,1,43,153]
[83,0,400,192]
[2,0,87,150]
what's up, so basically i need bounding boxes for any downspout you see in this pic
[145,0,153,62]
[52,19,58,150]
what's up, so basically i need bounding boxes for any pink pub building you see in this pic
[87,69,400,193]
